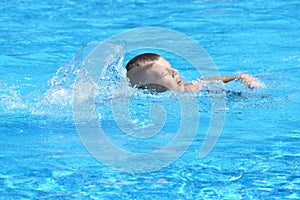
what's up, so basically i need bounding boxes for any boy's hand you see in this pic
[237,74,262,89]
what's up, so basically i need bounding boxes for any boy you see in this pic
[126,53,262,92]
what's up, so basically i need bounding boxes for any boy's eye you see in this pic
[161,70,168,77]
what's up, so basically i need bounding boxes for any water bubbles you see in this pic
[0,89,26,112]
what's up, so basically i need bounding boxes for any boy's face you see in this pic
[144,57,185,92]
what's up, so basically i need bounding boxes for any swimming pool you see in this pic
[1,0,300,199]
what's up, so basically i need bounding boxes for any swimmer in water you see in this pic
[125,53,262,92]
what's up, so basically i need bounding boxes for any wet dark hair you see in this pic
[125,53,168,92]
[125,53,160,72]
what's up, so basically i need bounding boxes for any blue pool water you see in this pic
[1,0,300,199]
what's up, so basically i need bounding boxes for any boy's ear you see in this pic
[126,67,147,87]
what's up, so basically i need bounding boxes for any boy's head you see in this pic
[125,53,184,92]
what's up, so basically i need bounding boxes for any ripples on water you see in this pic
[1,31,299,200]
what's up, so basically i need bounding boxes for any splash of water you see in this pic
[0,42,129,119]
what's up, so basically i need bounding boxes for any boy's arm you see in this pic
[185,74,262,91]
[204,75,237,83]
[204,74,262,88]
